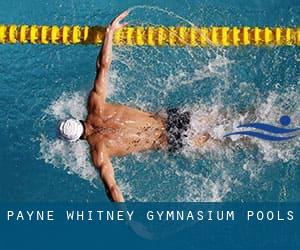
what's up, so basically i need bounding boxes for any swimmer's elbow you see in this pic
[100,57,111,70]
[96,57,110,72]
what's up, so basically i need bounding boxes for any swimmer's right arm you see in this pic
[93,11,129,100]
[92,144,125,202]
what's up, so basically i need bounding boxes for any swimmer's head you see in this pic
[57,118,84,142]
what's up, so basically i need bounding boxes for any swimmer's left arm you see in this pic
[92,143,125,202]
[93,11,129,100]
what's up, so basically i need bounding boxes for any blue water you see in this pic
[0,0,299,202]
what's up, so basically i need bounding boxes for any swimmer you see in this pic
[58,11,210,202]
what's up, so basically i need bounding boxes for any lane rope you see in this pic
[0,25,299,46]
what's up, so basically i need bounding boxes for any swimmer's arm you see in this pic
[94,11,129,99]
[92,144,125,202]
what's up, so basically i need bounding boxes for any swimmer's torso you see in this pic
[85,92,167,156]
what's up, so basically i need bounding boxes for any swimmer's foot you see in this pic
[193,133,210,147]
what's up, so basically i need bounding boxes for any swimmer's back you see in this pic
[86,102,168,157]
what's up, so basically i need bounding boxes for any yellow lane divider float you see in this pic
[0,25,299,46]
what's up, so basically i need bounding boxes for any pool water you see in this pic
[0,0,299,202]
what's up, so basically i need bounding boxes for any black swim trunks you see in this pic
[166,108,191,153]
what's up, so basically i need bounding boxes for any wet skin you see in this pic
[80,11,209,202]
[79,11,162,203]
[84,95,168,157]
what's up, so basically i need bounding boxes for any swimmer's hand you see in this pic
[107,10,129,33]
[94,10,129,101]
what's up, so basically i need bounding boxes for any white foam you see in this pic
[45,91,87,120]
[38,72,300,203]
[175,164,233,202]
[253,90,300,162]
[39,134,97,183]
[37,7,299,202]
[39,92,98,185]
[180,89,300,162]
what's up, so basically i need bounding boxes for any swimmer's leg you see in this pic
[192,133,254,148]
[189,108,259,148]
[190,115,216,147]
[192,132,211,147]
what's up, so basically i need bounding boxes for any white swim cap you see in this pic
[58,118,84,142]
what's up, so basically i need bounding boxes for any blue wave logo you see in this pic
[224,116,300,141]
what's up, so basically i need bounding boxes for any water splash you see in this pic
[39,89,300,202]
[37,6,300,202]
[39,134,98,184]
